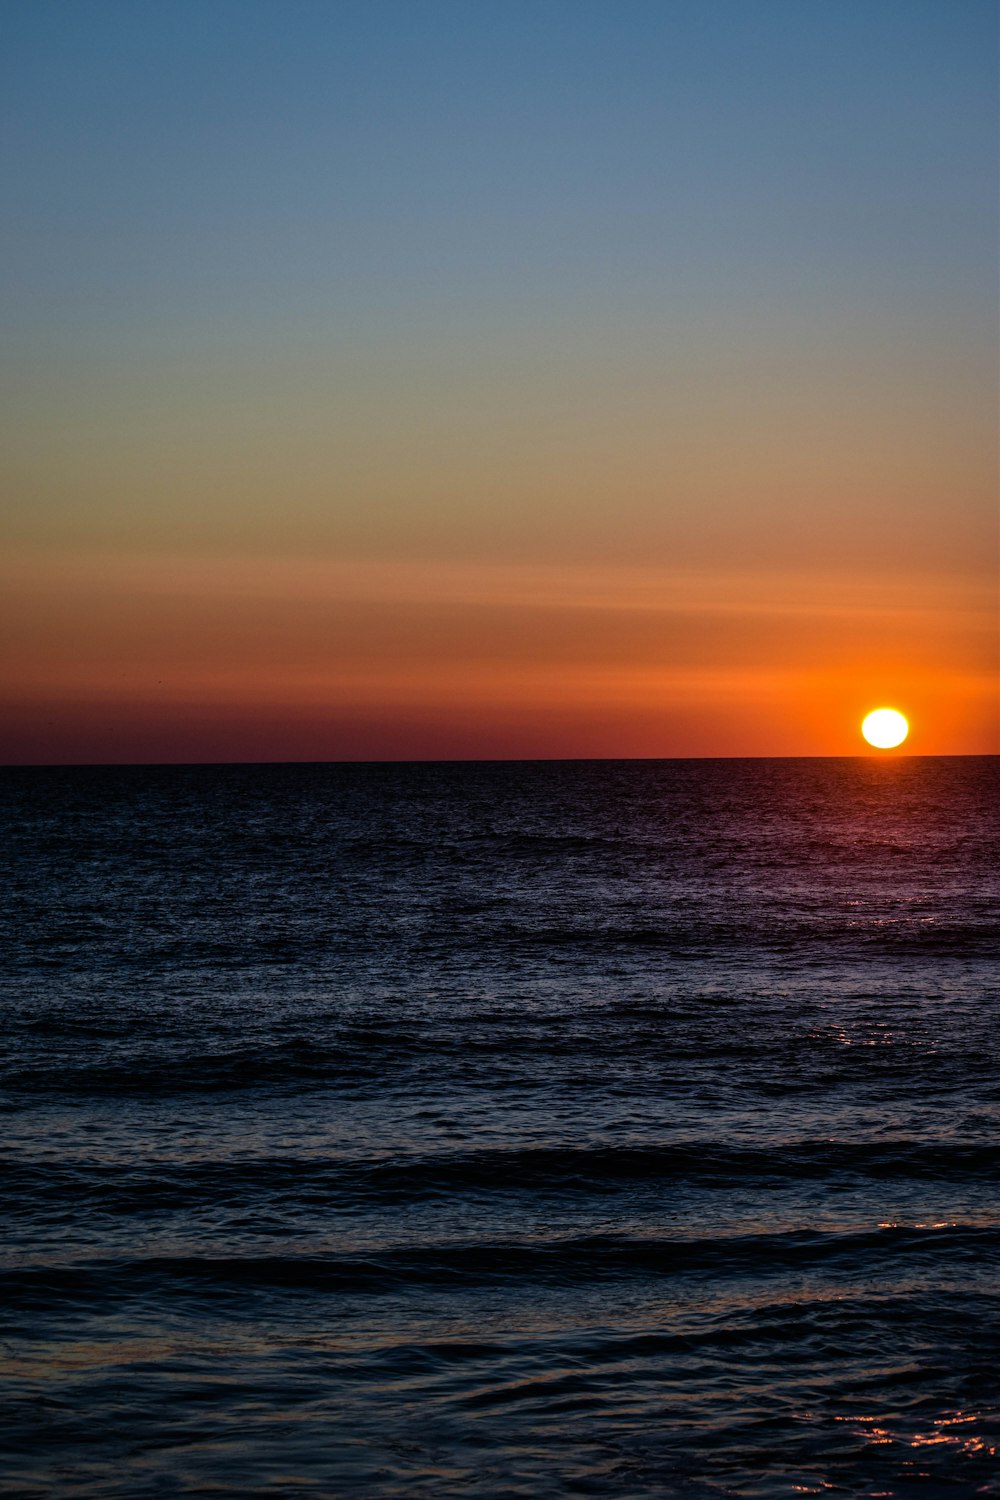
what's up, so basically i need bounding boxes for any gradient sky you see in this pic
[2,0,996,761]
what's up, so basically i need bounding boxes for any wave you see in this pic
[4,1223,998,1315]
[4,1140,999,1215]
[4,1018,994,1093]
[8,905,997,976]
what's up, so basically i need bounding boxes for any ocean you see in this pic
[2,756,998,1498]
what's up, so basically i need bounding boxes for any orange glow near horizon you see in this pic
[1,552,995,763]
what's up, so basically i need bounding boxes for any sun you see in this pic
[861,707,909,749]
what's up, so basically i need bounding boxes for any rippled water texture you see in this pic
[2,757,998,1497]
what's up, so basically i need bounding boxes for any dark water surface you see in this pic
[2,757,998,1498]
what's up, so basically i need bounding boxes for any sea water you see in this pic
[2,757,998,1497]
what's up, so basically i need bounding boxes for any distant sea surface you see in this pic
[2,757,998,1498]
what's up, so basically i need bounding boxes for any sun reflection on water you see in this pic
[835,1409,998,1463]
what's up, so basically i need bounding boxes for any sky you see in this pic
[1,0,996,762]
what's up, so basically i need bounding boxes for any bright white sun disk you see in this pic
[862,708,908,749]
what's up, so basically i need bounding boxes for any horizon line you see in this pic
[3,752,997,771]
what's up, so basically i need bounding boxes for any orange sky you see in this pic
[2,554,995,761]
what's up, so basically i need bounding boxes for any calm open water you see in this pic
[2,757,998,1498]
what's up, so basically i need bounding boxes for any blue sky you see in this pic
[4,0,995,339]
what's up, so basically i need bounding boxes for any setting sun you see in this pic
[861,708,909,749]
